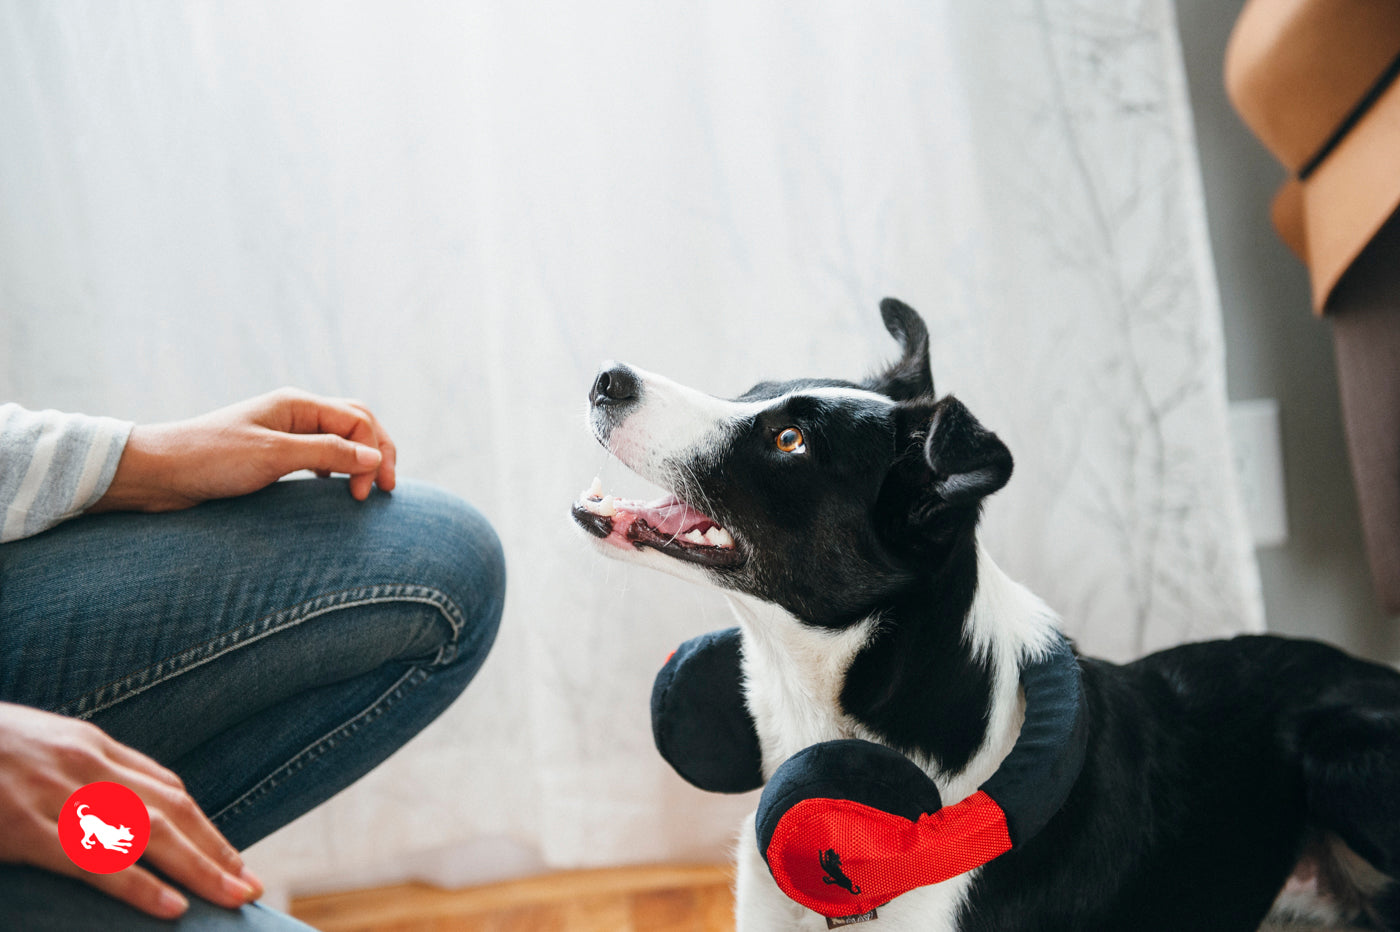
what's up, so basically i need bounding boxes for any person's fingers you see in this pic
[41,844,190,920]
[275,432,382,483]
[314,399,392,496]
[348,470,374,501]
[263,391,395,495]
[88,863,191,919]
[270,392,378,447]
[140,800,256,909]
[131,778,246,880]
[345,401,397,492]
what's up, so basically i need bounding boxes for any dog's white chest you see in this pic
[727,595,874,776]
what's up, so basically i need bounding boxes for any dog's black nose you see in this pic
[590,363,639,406]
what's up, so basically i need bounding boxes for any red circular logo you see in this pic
[57,782,151,873]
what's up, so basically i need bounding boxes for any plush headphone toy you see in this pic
[650,627,1087,923]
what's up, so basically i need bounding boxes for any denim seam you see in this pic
[60,583,467,720]
[207,660,429,824]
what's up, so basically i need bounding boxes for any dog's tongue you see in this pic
[584,492,717,535]
[632,494,713,535]
[575,477,736,550]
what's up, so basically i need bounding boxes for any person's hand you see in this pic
[0,702,263,919]
[91,388,398,513]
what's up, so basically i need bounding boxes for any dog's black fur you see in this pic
[583,299,1400,930]
[971,637,1400,932]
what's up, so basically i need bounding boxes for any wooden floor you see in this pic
[289,864,735,932]
[290,868,1365,932]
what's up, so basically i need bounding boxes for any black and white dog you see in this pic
[573,299,1400,931]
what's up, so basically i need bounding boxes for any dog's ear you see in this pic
[878,397,1012,552]
[865,298,933,401]
[922,396,1013,506]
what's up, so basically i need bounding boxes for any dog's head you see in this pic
[572,299,1012,629]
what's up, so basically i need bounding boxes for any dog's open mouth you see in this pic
[571,477,745,568]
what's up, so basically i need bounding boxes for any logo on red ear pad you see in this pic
[819,847,861,894]
[757,740,1012,917]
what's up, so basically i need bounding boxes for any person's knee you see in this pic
[437,493,506,657]
[385,481,505,671]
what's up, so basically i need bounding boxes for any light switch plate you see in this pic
[1229,399,1289,549]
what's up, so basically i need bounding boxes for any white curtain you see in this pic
[0,0,1262,896]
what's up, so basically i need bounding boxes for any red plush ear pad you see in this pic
[757,740,1011,918]
[767,791,1011,916]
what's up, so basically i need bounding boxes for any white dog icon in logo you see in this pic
[76,803,135,854]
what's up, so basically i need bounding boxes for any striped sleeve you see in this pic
[0,403,134,543]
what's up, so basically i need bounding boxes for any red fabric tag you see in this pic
[766,789,1012,917]
[827,908,879,927]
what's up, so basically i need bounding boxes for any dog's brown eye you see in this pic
[775,427,805,454]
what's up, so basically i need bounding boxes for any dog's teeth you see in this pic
[684,529,706,544]
[588,476,604,499]
[579,494,618,517]
[704,526,733,548]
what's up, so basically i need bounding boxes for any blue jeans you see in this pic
[0,479,505,930]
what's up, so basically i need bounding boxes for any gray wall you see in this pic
[1174,0,1399,662]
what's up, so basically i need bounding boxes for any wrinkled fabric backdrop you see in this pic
[0,0,1262,897]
